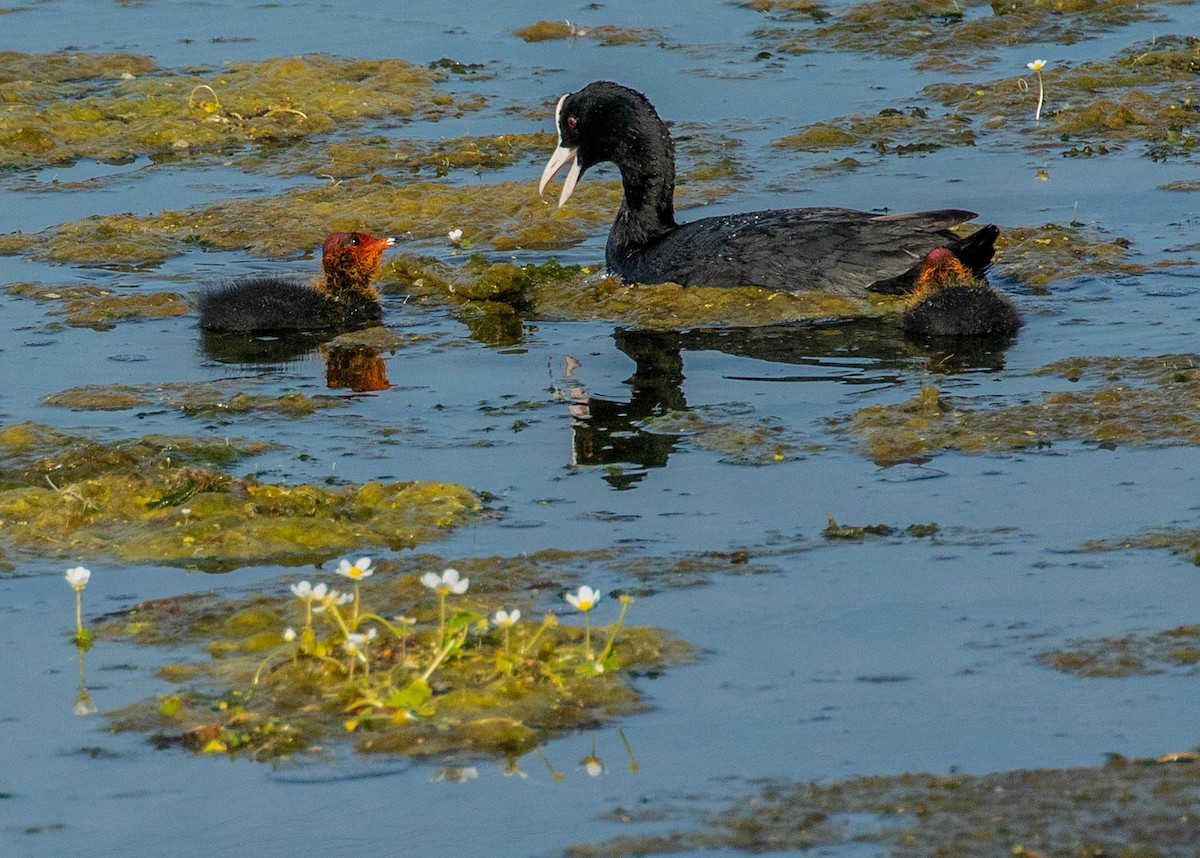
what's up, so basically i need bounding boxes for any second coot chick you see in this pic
[901,247,1021,338]
[539,81,998,298]
[198,232,394,333]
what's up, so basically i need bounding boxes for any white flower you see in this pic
[421,567,469,595]
[65,566,91,591]
[1027,59,1046,71]
[582,756,605,777]
[290,580,327,602]
[394,615,417,626]
[336,556,373,581]
[313,589,352,613]
[447,228,463,244]
[283,627,297,642]
[565,585,600,612]
[492,609,521,628]
[344,627,378,660]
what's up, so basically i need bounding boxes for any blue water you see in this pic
[3,1,1200,856]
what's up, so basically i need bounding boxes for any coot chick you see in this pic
[539,81,998,297]
[901,247,1021,338]
[198,232,394,332]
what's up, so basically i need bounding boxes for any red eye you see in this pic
[566,116,577,130]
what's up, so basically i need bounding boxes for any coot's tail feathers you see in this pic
[950,223,1000,278]
[867,223,999,295]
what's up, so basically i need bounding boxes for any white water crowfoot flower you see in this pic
[336,556,373,626]
[313,590,353,613]
[344,627,378,678]
[66,566,92,644]
[421,567,469,595]
[1026,59,1048,124]
[493,609,521,653]
[565,585,602,659]
[283,627,297,642]
[565,585,600,612]
[291,580,327,630]
[336,556,373,580]
[422,568,469,647]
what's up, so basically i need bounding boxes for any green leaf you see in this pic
[388,679,432,710]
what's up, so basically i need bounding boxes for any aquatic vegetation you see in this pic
[640,406,806,464]
[0,421,478,567]
[994,222,1147,288]
[65,565,92,646]
[1038,625,1200,677]
[0,52,465,171]
[102,560,693,761]
[844,354,1200,462]
[1086,523,1200,568]
[759,0,1191,65]
[42,379,348,416]
[514,20,663,46]
[923,36,1200,159]
[565,752,1200,856]
[4,282,189,328]
[773,107,976,156]
[734,0,829,22]
[772,36,1199,165]
[249,132,555,180]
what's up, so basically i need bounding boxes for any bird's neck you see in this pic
[320,252,379,302]
[612,124,678,247]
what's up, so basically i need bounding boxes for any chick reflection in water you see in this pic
[322,344,390,392]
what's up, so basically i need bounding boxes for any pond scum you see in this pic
[841,354,1200,464]
[0,421,478,569]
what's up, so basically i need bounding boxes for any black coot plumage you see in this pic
[539,81,998,297]
[198,232,394,333]
[901,247,1021,338]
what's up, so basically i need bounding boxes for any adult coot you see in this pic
[539,81,997,297]
[901,247,1021,338]
[198,232,394,332]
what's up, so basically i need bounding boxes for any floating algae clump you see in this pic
[640,405,804,464]
[26,176,624,265]
[774,107,976,155]
[845,354,1200,462]
[5,282,188,327]
[103,566,693,762]
[922,35,1200,159]
[1038,624,1200,677]
[774,0,1190,65]
[994,222,1145,287]
[0,52,463,170]
[514,20,663,45]
[43,379,349,416]
[0,421,478,567]
[565,753,1200,857]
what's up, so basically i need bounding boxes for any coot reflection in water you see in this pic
[569,322,1017,485]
